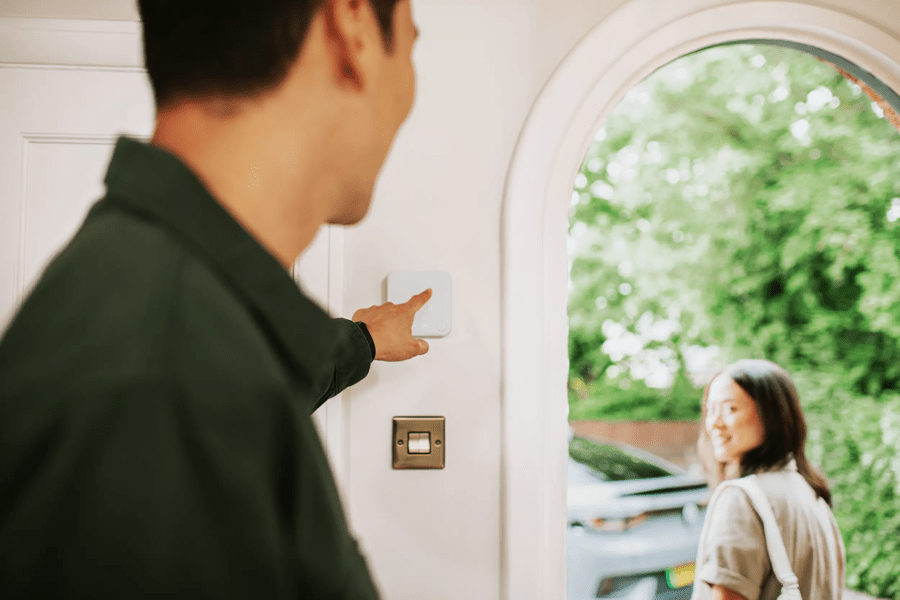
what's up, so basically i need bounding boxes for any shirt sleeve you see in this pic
[311,318,374,413]
[696,486,771,599]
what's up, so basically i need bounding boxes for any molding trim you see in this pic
[324,226,348,484]
[0,18,143,70]
[15,132,150,303]
[291,225,349,486]
[16,133,125,297]
[500,2,900,599]
[22,132,128,144]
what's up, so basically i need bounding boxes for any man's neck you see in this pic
[151,98,339,268]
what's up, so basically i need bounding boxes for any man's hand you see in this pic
[352,289,433,362]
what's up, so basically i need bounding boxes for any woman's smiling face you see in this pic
[705,375,766,465]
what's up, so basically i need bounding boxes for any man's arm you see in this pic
[312,289,433,411]
[312,318,376,411]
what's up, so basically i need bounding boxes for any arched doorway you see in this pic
[499,2,900,599]
[566,40,899,599]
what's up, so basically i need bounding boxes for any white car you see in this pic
[567,436,710,600]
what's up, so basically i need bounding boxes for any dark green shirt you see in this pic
[0,137,380,599]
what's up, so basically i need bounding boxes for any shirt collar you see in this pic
[101,136,338,384]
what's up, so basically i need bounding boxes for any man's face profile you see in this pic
[139,0,419,263]
[327,0,420,226]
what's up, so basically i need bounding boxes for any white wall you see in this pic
[533,0,629,87]
[340,2,536,597]
[532,0,900,89]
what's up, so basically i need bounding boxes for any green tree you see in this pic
[567,44,900,597]
[568,44,900,407]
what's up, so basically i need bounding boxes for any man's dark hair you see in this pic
[138,0,402,108]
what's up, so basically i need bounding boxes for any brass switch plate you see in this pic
[393,417,445,469]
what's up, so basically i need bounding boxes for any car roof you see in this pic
[568,436,687,481]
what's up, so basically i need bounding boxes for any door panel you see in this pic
[20,136,116,296]
[0,67,154,327]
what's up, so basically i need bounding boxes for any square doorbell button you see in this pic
[386,271,452,338]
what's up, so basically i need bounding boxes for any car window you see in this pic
[568,437,674,481]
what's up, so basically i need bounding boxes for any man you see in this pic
[0,0,424,597]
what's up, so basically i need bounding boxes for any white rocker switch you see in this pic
[386,271,452,338]
[408,432,431,454]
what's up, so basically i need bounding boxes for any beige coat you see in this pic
[691,460,846,600]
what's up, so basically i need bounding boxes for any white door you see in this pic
[0,66,154,328]
[0,22,344,475]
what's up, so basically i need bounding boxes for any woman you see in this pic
[691,359,846,600]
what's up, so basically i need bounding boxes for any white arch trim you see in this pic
[499,1,900,599]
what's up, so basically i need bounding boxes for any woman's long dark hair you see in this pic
[698,359,832,505]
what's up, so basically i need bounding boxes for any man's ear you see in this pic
[323,0,382,92]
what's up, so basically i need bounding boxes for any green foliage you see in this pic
[568,44,900,402]
[804,384,900,599]
[567,44,900,597]
[568,368,701,421]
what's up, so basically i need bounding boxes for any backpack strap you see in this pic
[721,476,802,599]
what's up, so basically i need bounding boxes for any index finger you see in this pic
[403,288,433,312]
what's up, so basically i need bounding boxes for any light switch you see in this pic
[408,432,431,454]
[386,271,452,337]
[393,417,445,469]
